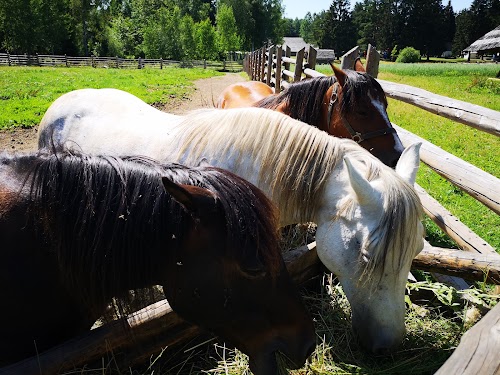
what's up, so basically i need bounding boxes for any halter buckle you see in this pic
[352,133,363,143]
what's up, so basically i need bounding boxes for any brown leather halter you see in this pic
[327,82,396,143]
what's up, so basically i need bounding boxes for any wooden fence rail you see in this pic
[243,44,500,374]
[243,44,499,255]
[0,53,243,71]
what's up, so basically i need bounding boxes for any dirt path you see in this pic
[0,72,246,152]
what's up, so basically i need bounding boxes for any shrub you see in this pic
[396,47,421,63]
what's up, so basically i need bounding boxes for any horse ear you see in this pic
[162,177,197,214]
[395,143,422,186]
[344,157,379,207]
[354,58,366,72]
[330,63,347,87]
[197,157,211,167]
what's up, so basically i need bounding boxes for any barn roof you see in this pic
[316,48,336,62]
[464,25,500,53]
[283,37,310,53]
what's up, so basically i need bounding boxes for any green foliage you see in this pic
[215,4,240,54]
[195,19,217,60]
[396,46,421,63]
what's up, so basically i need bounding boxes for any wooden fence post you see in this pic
[341,46,359,70]
[294,47,305,82]
[203,59,206,69]
[260,47,266,81]
[284,46,291,82]
[36,53,40,66]
[307,46,317,70]
[365,44,380,77]
[266,46,274,86]
[275,45,283,93]
[64,54,68,67]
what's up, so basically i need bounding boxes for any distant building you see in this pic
[282,37,336,64]
[463,25,500,60]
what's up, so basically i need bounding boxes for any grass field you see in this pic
[0,66,223,129]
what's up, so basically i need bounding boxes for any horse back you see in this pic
[217,81,273,109]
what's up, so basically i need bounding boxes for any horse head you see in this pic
[325,61,404,167]
[315,143,424,354]
[161,175,316,374]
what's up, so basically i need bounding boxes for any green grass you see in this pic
[0,66,223,129]
[317,62,500,251]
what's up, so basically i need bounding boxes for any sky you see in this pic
[281,0,474,20]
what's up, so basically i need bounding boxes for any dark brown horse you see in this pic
[216,60,404,167]
[0,151,315,374]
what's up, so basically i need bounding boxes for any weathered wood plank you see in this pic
[435,303,500,375]
[380,79,500,136]
[415,243,500,284]
[340,46,359,70]
[415,183,496,254]
[365,44,380,78]
[394,124,500,215]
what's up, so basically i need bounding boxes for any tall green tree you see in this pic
[142,6,183,59]
[321,0,356,53]
[0,0,36,53]
[216,4,240,54]
[180,14,197,59]
[195,18,218,59]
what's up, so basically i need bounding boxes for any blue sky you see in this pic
[282,0,474,19]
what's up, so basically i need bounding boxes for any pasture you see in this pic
[0,64,498,374]
[0,66,223,129]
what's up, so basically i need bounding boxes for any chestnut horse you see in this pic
[0,150,315,374]
[216,60,403,167]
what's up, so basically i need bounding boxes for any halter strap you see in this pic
[327,82,396,143]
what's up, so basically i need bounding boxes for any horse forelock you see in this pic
[341,70,388,112]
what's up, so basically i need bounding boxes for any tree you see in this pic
[180,15,197,59]
[142,7,183,59]
[0,0,36,53]
[216,4,240,54]
[321,0,356,54]
[195,18,218,59]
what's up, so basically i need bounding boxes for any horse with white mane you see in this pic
[38,88,425,354]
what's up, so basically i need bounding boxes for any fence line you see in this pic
[243,44,499,255]
[0,53,243,71]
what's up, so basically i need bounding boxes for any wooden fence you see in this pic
[244,43,500,374]
[1,45,499,374]
[0,52,243,71]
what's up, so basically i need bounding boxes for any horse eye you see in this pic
[243,268,267,279]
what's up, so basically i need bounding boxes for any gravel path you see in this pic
[0,72,246,152]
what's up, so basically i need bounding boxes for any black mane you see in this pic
[254,71,387,125]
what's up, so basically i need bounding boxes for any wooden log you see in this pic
[275,45,282,93]
[394,124,500,215]
[293,47,305,82]
[379,79,500,137]
[415,243,500,284]
[365,44,380,78]
[415,183,496,254]
[435,303,500,375]
[266,46,273,86]
[341,46,359,70]
[307,46,317,70]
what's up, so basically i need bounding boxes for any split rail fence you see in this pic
[0,52,243,71]
[1,45,499,374]
[244,44,500,374]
